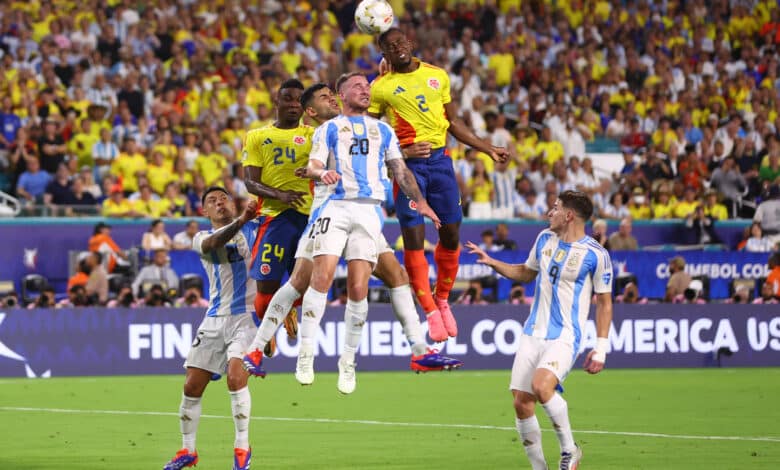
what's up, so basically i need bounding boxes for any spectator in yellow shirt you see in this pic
[467,160,494,219]
[195,140,228,186]
[535,126,564,168]
[132,184,165,218]
[702,189,729,220]
[110,138,148,194]
[627,187,652,219]
[673,186,701,218]
[651,187,675,219]
[147,150,174,195]
[102,185,141,218]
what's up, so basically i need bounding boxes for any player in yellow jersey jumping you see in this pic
[242,79,312,356]
[369,27,508,342]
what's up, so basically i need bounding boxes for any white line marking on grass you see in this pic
[1,406,778,443]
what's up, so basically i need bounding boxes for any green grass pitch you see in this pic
[0,368,778,469]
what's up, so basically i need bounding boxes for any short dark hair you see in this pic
[300,83,330,108]
[278,79,304,94]
[559,190,594,221]
[201,186,230,206]
[377,27,403,48]
[335,72,365,93]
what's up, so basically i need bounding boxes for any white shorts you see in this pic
[295,230,392,261]
[184,314,257,375]
[304,199,385,265]
[509,334,575,394]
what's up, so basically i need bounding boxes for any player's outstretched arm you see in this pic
[583,292,613,375]
[443,102,508,163]
[465,241,538,283]
[245,166,307,208]
[200,200,258,254]
[387,158,441,228]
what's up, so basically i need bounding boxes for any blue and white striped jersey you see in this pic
[524,229,613,352]
[309,115,403,202]
[192,221,258,317]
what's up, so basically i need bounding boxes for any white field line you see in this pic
[0,406,778,443]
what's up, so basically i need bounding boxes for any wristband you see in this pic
[592,337,609,363]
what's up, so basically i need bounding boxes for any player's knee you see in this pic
[438,224,460,249]
[531,378,555,402]
[513,393,535,418]
[226,373,248,392]
[347,280,368,301]
[183,379,207,398]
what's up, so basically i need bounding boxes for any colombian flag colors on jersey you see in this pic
[369,59,451,148]
[241,124,315,217]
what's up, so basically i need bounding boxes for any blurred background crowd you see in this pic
[1,0,780,307]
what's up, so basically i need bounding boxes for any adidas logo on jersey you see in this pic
[304,310,316,318]
[393,86,405,95]
[269,317,278,325]
[340,126,351,133]
[263,138,273,145]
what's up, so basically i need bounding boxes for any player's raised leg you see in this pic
[373,248,463,372]
[243,257,312,376]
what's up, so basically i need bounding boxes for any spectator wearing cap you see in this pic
[665,256,692,302]
[607,217,639,251]
[702,189,728,221]
[673,186,701,219]
[639,148,673,184]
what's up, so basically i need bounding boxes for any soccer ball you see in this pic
[354,0,394,35]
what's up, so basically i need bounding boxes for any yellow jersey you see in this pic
[147,162,174,195]
[369,60,451,148]
[110,153,148,193]
[195,152,228,186]
[241,124,314,217]
[102,198,133,217]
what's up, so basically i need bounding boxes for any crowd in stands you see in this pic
[2,0,780,306]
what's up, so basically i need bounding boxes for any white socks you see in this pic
[300,287,328,349]
[542,393,576,453]
[342,298,369,362]
[516,415,547,470]
[179,394,202,452]
[229,387,251,450]
[251,283,301,351]
[390,285,428,356]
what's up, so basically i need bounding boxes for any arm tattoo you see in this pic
[201,218,243,253]
[388,159,423,202]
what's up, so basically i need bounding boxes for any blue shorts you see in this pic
[394,148,463,228]
[249,209,309,281]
